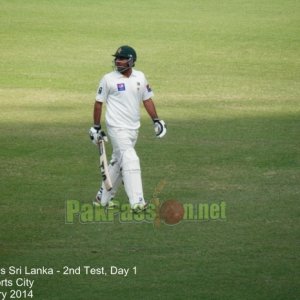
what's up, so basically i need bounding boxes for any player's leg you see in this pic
[94,128,128,207]
[99,159,122,207]
[107,127,146,210]
[94,152,122,207]
[121,148,146,209]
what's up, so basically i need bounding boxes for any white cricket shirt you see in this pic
[96,69,154,130]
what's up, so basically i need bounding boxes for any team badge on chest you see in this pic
[117,83,126,91]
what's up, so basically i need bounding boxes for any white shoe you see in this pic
[106,200,119,209]
[93,192,119,209]
[132,202,148,213]
[93,190,102,206]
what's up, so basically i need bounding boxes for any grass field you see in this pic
[1,0,299,299]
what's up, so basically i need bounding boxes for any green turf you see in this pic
[1,0,299,299]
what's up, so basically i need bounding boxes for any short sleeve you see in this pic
[142,76,154,101]
[95,76,108,102]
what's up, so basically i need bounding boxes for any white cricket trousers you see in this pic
[100,127,145,208]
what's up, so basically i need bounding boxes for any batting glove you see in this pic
[153,119,167,138]
[89,125,107,145]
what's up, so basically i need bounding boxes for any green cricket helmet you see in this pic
[113,45,137,72]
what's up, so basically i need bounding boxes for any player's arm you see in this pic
[93,101,102,127]
[143,98,158,120]
[143,99,167,138]
[89,76,108,144]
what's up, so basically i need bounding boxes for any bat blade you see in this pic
[98,140,113,191]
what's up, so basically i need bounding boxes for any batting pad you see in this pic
[121,148,145,208]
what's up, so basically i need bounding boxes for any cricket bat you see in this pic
[98,139,113,191]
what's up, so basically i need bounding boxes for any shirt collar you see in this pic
[115,69,137,78]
